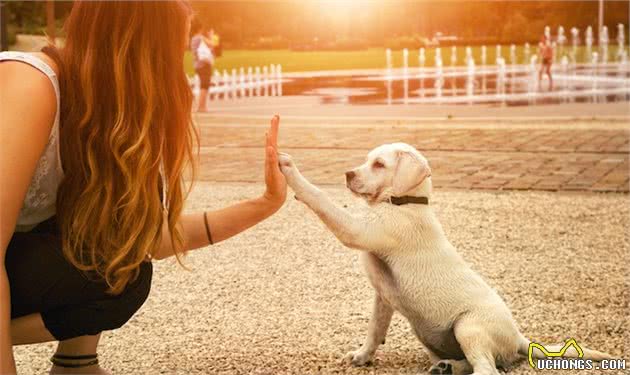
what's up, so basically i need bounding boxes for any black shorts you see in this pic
[542,57,552,66]
[7,217,153,341]
[196,64,213,89]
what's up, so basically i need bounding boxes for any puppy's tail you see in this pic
[517,334,613,361]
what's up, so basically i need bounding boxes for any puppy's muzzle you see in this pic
[345,171,356,185]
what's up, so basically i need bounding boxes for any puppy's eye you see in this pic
[372,161,385,169]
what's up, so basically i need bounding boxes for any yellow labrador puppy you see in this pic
[278,143,611,375]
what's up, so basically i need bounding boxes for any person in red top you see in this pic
[538,35,554,91]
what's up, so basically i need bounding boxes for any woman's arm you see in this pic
[152,115,286,260]
[0,61,58,373]
[201,35,213,47]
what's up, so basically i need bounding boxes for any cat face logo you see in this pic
[528,338,584,369]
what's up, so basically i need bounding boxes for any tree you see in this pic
[1,1,8,51]
[46,0,54,42]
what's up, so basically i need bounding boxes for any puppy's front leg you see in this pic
[344,293,393,366]
[278,154,393,253]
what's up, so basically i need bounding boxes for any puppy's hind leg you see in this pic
[453,320,501,375]
[344,294,393,366]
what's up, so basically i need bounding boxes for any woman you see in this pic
[0,2,286,374]
[190,19,214,112]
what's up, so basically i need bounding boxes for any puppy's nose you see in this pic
[345,171,356,183]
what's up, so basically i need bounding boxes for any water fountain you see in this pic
[222,71,228,100]
[524,43,531,66]
[262,66,269,96]
[528,55,538,104]
[231,69,237,99]
[466,47,475,104]
[435,47,444,102]
[403,48,409,104]
[254,66,261,96]
[496,57,506,105]
[570,27,579,63]
[224,23,630,107]
[277,65,283,97]
[465,46,473,64]
[557,26,566,61]
[418,48,426,97]
[586,26,594,63]
[239,68,245,98]
[385,48,392,105]
[270,65,277,96]
[618,24,626,57]
[510,44,516,94]
[451,46,457,96]
[600,26,609,64]
[481,45,487,95]
[247,67,253,97]
[591,52,599,102]
[621,51,629,100]
[561,56,569,103]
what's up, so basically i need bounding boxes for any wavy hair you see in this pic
[44,1,197,294]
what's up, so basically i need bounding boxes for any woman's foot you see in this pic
[50,363,111,375]
[49,351,109,375]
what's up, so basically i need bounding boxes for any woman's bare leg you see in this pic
[11,313,54,344]
[197,88,209,112]
[52,335,109,374]
[11,314,109,374]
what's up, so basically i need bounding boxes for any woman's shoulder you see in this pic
[0,53,58,132]
[32,52,61,76]
[0,51,60,77]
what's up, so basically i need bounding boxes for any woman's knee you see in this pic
[103,261,153,329]
[42,261,153,341]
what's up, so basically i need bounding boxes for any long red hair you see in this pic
[45,1,197,294]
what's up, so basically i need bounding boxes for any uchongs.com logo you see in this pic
[528,338,626,371]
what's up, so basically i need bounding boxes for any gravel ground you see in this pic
[14,183,629,374]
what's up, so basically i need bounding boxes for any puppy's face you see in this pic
[345,143,431,204]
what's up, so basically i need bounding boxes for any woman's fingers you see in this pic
[269,114,280,148]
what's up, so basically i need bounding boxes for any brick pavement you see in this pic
[196,122,629,192]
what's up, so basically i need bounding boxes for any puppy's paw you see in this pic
[278,152,295,171]
[429,360,454,375]
[343,349,373,367]
[278,153,303,190]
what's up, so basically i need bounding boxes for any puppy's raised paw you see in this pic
[278,153,298,179]
[278,152,294,168]
[342,350,373,367]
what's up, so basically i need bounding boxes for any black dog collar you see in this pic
[389,196,429,206]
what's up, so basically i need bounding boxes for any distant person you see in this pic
[209,28,222,58]
[538,35,554,91]
[190,20,214,112]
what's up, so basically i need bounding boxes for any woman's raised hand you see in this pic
[262,115,287,208]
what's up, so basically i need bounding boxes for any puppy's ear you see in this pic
[392,151,431,196]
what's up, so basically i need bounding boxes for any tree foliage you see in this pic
[5,1,629,47]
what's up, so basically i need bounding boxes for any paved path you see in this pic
[197,118,629,192]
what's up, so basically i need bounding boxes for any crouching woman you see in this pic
[0,1,286,373]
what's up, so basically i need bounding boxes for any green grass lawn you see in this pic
[185,45,624,76]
